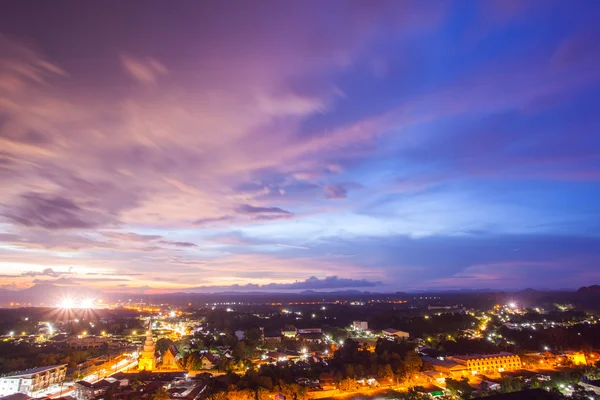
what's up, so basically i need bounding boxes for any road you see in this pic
[46,357,138,398]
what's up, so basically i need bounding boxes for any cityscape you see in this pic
[1,289,600,400]
[1,1,600,400]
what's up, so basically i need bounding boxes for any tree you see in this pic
[500,377,523,393]
[233,341,247,360]
[156,338,175,354]
[152,387,170,400]
[401,351,423,379]
[339,378,358,392]
[446,378,473,399]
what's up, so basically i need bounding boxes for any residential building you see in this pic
[448,352,521,374]
[199,353,217,369]
[73,379,115,400]
[353,321,368,331]
[0,365,66,397]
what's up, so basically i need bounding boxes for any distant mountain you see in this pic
[0,284,101,306]
[576,285,600,295]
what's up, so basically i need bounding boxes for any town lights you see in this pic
[60,297,75,309]
[81,298,94,308]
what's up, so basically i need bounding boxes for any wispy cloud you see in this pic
[120,54,168,84]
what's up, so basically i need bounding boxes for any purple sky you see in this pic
[0,0,599,293]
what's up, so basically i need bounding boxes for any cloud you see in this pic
[159,240,196,247]
[189,275,381,292]
[21,267,64,278]
[120,54,168,84]
[324,183,348,200]
[0,34,65,92]
[32,277,78,285]
[194,216,235,226]
[236,204,291,215]
[277,244,309,250]
[235,204,294,221]
[103,231,196,248]
[1,192,112,230]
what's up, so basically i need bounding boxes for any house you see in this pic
[382,328,409,339]
[199,353,218,369]
[73,379,115,400]
[263,331,281,342]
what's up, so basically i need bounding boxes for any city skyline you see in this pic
[1,1,600,293]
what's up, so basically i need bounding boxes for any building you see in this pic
[353,321,368,331]
[199,353,217,369]
[281,328,297,338]
[263,331,282,342]
[161,346,180,370]
[138,320,156,371]
[564,351,587,365]
[69,336,107,349]
[0,365,66,397]
[382,328,409,339]
[421,356,469,379]
[448,352,521,375]
[73,379,115,400]
[297,328,322,334]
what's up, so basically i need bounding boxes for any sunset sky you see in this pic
[1,0,599,293]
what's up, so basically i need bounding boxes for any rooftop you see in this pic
[2,365,66,378]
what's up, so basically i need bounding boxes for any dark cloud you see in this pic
[324,183,348,199]
[189,276,380,292]
[2,192,103,230]
[159,240,197,247]
[236,204,291,215]
[21,267,64,278]
[103,231,196,248]
[32,277,78,285]
[194,216,235,226]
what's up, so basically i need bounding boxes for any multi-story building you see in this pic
[353,321,368,331]
[448,352,521,374]
[0,365,67,397]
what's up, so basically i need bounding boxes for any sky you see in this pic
[0,0,599,293]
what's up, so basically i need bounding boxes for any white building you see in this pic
[352,321,368,331]
[382,328,409,339]
[0,365,66,397]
